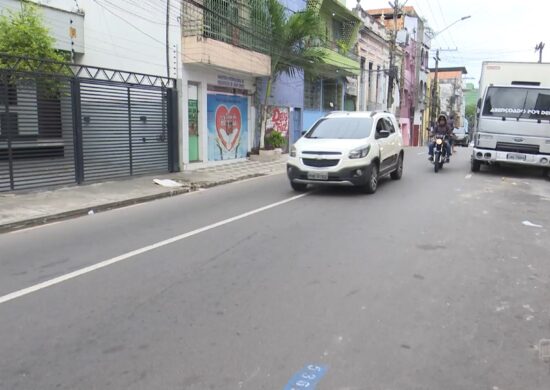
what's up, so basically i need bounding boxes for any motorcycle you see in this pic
[432,134,449,173]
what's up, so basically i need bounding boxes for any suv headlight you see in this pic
[349,145,371,159]
[290,145,297,157]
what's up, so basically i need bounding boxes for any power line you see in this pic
[92,0,166,46]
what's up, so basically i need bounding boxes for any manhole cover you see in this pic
[539,339,550,362]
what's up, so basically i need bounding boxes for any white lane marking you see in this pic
[0,193,307,305]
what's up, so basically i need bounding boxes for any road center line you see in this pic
[0,193,308,305]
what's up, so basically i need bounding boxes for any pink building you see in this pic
[368,6,428,146]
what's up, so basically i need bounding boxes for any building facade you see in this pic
[181,0,271,166]
[267,0,361,138]
[367,6,429,146]
[1,0,181,192]
[354,4,393,113]
[429,67,468,128]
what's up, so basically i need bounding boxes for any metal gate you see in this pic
[0,55,178,192]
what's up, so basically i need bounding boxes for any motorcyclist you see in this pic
[428,114,452,163]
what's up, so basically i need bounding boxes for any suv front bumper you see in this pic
[287,163,374,186]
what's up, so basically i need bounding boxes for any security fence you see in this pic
[0,54,178,192]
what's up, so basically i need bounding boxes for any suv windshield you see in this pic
[306,117,373,139]
[482,86,550,120]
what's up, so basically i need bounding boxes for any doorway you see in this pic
[187,83,200,162]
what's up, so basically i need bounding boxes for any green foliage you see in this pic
[265,130,287,150]
[259,0,326,149]
[0,2,68,71]
[266,0,325,81]
[336,39,350,55]
[465,103,476,129]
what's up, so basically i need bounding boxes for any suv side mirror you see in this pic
[377,130,391,139]
[301,130,307,136]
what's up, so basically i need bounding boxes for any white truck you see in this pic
[472,61,550,177]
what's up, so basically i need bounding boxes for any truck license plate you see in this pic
[507,153,527,161]
[307,171,328,180]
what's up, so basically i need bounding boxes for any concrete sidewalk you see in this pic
[0,157,287,233]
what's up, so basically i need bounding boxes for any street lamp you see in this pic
[431,15,471,38]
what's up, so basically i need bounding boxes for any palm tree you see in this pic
[258,0,325,149]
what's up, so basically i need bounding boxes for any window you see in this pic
[482,86,550,120]
[376,65,381,102]
[304,77,321,110]
[322,79,342,111]
[375,118,385,132]
[383,117,396,133]
[306,117,373,139]
[368,62,373,102]
[332,19,343,41]
[204,0,237,44]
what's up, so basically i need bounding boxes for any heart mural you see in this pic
[215,105,242,151]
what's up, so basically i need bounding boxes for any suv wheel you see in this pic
[390,154,403,180]
[362,164,378,194]
[290,181,308,192]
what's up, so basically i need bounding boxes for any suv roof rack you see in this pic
[370,110,389,117]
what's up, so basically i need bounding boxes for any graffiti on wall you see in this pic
[207,94,248,161]
[266,106,289,138]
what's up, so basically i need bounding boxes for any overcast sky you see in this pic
[347,0,549,86]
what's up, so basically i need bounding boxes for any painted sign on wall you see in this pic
[207,94,248,161]
[217,75,245,89]
[266,106,289,138]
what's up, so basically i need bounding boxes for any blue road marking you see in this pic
[283,364,328,390]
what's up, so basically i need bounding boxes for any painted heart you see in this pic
[215,105,242,151]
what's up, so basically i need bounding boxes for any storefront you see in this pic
[181,67,257,167]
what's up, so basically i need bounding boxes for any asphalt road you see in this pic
[1,148,549,390]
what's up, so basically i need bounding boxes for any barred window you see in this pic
[304,78,321,110]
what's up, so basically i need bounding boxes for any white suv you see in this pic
[287,111,404,194]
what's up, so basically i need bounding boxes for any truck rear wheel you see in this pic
[471,158,481,172]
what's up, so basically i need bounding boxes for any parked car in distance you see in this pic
[287,111,404,194]
[453,126,470,147]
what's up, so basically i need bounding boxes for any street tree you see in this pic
[0,2,67,71]
[258,0,325,149]
[465,103,476,131]
[0,2,70,103]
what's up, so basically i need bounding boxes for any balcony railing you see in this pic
[182,0,270,55]
[306,39,359,62]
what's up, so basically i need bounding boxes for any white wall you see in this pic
[30,0,181,78]
[0,0,85,53]
[181,65,256,167]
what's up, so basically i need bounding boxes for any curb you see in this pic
[0,187,192,234]
[0,170,283,234]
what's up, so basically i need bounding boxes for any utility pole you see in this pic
[166,0,171,78]
[535,42,545,63]
[387,0,406,110]
[430,49,440,127]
